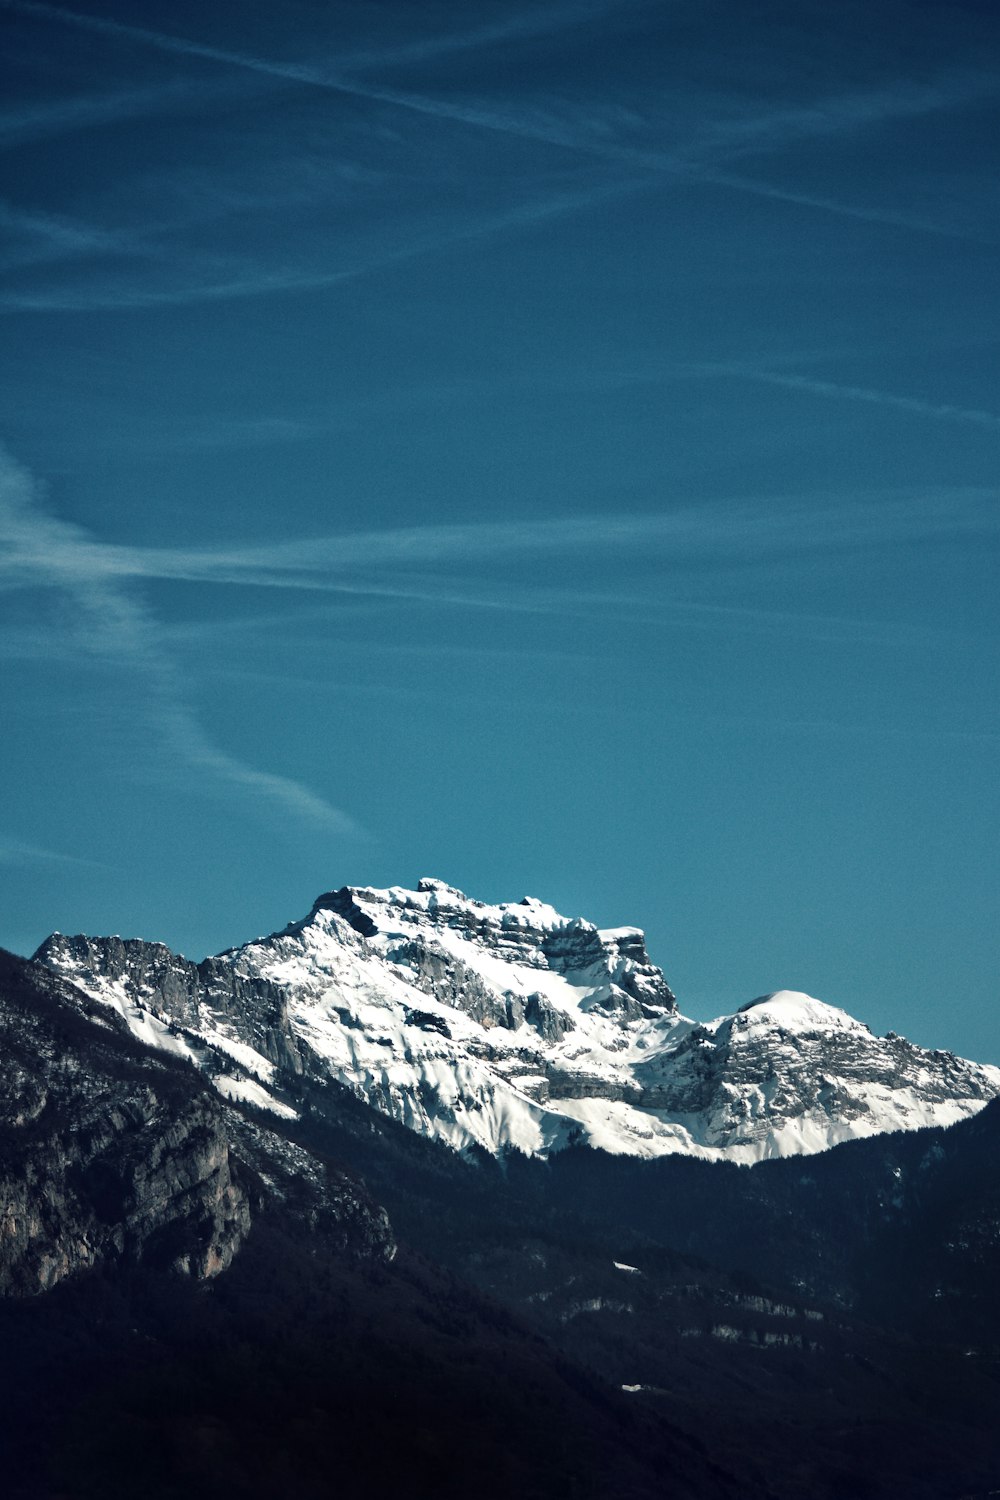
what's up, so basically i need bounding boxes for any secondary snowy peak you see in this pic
[36,882,1000,1165]
[637,988,1000,1160]
[735,990,864,1027]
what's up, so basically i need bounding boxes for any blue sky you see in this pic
[1,0,998,1061]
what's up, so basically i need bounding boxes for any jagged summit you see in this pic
[303,879,676,1019]
[35,879,1000,1164]
[312,878,658,945]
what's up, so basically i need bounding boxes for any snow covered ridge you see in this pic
[36,878,1000,1164]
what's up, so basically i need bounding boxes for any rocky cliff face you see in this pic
[0,949,393,1296]
[627,990,999,1157]
[0,950,251,1294]
[313,881,676,1025]
[33,933,305,1076]
[36,879,1000,1163]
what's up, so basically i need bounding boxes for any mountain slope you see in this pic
[4,934,1000,1499]
[0,948,765,1500]
[37,878,1000,1162]
[0,948,393,1295]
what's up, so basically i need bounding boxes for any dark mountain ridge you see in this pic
[3,909,1000,1498]
[0,947,392,1295]
[0,946,759,1500]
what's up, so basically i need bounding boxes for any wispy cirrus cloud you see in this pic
[0,176,637,312]
[4,486,995,604]
[0,199,119,252]
[0,73,266,148]
[9,0,984,144]
[697,364,1000,432]
[4,0,992,259]
[4,455,996,782]
[0,833,104,868]
[6,472,996,673]
[338,0,631,72]
[2,0,623,93]
[695,171,998,245]
[128,488,1000,583]
[0,152,397,284]
[0,198,132,275]
[685,72,995,162]
[0,447,362,838]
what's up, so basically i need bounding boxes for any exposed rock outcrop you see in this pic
[35,883,1000,1164]
[34,933,305,1075]
[0,950,393,1296]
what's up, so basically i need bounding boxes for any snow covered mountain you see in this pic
[36,878,1000,1164]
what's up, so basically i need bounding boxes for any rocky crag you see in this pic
[36,878,1000,1162]
[0,949,393,1296]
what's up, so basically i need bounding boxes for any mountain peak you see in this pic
[35,879,1000,1165]
[734,990,865,1031]
[416,876,467,897]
